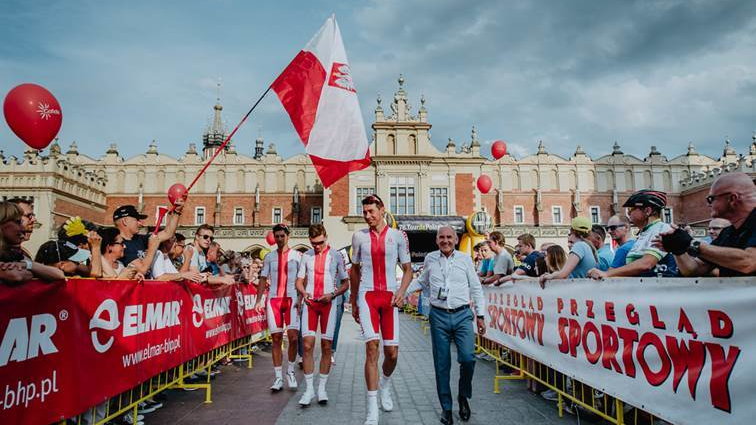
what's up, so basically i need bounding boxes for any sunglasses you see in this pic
[311,240,326,246]
[605,225,626,231]
[199,234,214,241]
[705,192,733,204]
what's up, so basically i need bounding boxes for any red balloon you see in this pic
[265,230,276,246]
[3,83,62,150]
[491,140,507,159]
[167,183,187,205]
[477,175,493,194]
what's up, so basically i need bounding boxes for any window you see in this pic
[514,206,524,224]
[311,207,322,224]
[355,187,375,215]
[552,206,563,224]
[234,207,244,225]
[195,207,205,225]
[663,208,674,224]
[430,188,448,215]
[389,176,415,215]
[272,207,282,224]
[590,206,601,224]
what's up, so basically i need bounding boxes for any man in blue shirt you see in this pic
[606,215,635,268]
[589,225,614,271]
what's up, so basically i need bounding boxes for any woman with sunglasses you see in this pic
[97,227,142,279]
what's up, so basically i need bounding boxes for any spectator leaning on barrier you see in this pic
[7,197,36,255]
[151,234,203,282]
[483,231,514,285]
[206,241,224,276]
[57,216,103,278]
[97,227,141,279]
[497,233,544,284]
[658,172,756,277]
[544,245,567,273]
[588,190,677,280]
[186,224,234,285]
[606,215,635,269]
[476,241,495,279]
[588,224,614,271]
[170,233,187,270]
[540,217,598,287]
[0,201,64,283]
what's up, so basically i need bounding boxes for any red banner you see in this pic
[0,279,267,425]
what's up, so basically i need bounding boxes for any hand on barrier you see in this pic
[0,262,34,283]
[587,268,607,280]
[181,271,204,283]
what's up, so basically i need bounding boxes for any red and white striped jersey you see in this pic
[261,248,302,298]
[297,247,348,297]
[351,226,411,293]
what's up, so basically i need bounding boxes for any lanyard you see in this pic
[438,252,455,289]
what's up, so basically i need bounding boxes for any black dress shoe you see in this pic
[440,409,454,425]
[458,396,471,421]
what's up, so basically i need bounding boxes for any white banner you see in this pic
[482,277,756,425]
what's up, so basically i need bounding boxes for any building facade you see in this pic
[2,76,755,258]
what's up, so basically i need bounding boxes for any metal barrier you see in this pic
[69,331,269,425]
[475,335,665,425]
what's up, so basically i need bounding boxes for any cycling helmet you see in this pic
[622,189,667,211]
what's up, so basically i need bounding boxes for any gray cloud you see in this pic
[1,0,754,162]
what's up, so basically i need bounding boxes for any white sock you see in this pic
[274,366,282,379]
[287,362,295,374]
[367,390,378,408]
[319,373,329,390]
[304,373,314,390]
[379,373,391,390]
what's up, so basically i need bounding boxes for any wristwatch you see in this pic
[687,240,702,258]
[24,259,33,270]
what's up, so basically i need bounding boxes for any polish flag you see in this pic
[272,15,371,188]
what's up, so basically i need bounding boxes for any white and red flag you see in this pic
[272,15,371,188]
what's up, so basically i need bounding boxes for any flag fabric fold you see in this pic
[272,15,371,188]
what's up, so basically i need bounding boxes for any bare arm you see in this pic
[31,262,66,281]
[157,199,185,242]
[698,245,756,275]
[604,254,659,277]
[254,276,268,307]
[392,262,414,307]
[672,253,714,277]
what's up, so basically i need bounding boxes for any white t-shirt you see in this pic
[351,226,411,293]
[189,245,208,272]
[152,250,178,279]
[260,248,302,298]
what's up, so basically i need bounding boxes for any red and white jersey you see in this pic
[351,226,411,293]
[297,247,348,297]
[261,248,302,298]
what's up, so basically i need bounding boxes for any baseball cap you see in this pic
[113,205,148,221]
[35,240,91,265]
[571,217,592,233]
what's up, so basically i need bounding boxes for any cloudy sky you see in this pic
[1,0,755,162]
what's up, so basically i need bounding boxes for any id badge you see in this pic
[437,286,449,301]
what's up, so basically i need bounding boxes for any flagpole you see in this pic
[186,85,273,193]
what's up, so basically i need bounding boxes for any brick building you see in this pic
[2,75,755,258]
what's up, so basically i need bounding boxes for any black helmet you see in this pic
[623,189,667,211]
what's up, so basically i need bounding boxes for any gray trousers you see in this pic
[429,306,476,411]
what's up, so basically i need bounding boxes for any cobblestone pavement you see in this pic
[152,312,581,425]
